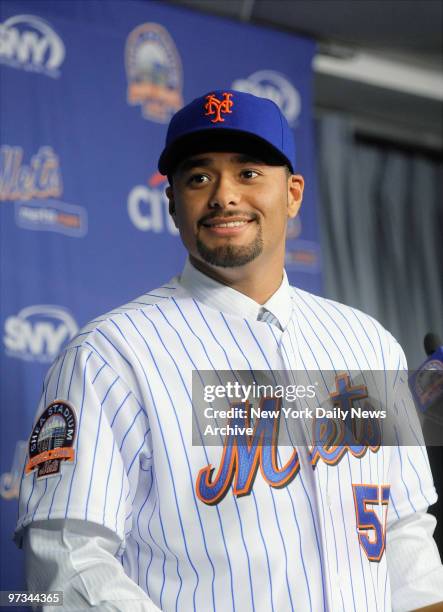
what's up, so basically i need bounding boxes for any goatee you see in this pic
[196,232,263,267]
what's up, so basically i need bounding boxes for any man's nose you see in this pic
[208,175,239,209]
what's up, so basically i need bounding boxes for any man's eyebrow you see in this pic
[176,157,213,175]
[230,154,265,165]
[176,154,266,175]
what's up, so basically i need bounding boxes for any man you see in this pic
[15,90,443,611]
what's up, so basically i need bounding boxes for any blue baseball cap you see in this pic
[158,89,295,175]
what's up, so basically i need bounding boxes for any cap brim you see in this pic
[158,129,293,176]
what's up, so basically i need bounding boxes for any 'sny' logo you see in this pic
[204,92,234,123]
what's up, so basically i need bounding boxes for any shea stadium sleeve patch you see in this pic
[25,400,77,479]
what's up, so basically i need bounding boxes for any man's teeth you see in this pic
[210,221,248,227]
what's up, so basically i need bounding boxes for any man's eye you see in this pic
[241,170,259,179]
[187,174,209,185]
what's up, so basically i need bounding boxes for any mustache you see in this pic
[199,211,259,225]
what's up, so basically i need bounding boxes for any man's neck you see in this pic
[189,255,284,305]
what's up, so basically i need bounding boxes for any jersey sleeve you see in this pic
[386,334,438,526]
[15,344,152,544]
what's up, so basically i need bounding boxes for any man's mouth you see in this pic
[201,217,255,228]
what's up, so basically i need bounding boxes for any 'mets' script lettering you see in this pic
[196,376,382,505]
[196,398,300,505]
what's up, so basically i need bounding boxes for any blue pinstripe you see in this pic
[110,391,131,427]
[327,470,346,611]
[274,322,335,611]
[151,304,238,611]
[147,479,173,610]
[206,310,280,611]
[102,436,116,524]
[114,459,126,532]
[278,320,333,611]
[185,300,258,611]
[55,350,68,395]
[301,292,404,611]
[297,305,355,610]
[194,306,276,610]
[106,316,197,611]
[383,567,389,612]
[210,311,300,607]
[100,387,132,526]
[134,468,155,597]
[406,455,432,507]
[350,309,378,363]
[136,540,141,584]
[127,312,218,611]
[119,406,145,453]
[394,428,416,513]
[287,312,351,609]
[401,398,433,467]
[292,292,362,611]
[127,430,151,477]
[303,298,377,611]
[66,347,79,399]
[31,480,47,521]
[245,319,318,612]
[301,297,379,611]
[96,328,183,612]
[88,334,141,398]
[85,377,118,519]
[91,362,106,383]
[337,465,358,612]
[64,350,93,518]
[368,319,388,480]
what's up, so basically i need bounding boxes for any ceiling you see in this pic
[169,0,443,151]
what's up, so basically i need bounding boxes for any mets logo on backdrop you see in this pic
[232,70,301,127]
[125,23,183,123]
[204,92,234,123]
[25,401,77,479]
[0,145,87,237]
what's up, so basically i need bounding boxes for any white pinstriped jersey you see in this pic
[16,274,437,612]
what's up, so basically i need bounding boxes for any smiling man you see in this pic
[165,150,302,302]
[15,90,443,611]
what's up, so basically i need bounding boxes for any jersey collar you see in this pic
[178,258,293,330]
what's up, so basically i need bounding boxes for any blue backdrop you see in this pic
[0,0,320,592]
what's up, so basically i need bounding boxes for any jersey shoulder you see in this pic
[64,275,184,353]
[289,286,407,369]
[290,285,380,325]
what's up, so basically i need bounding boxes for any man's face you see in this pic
[166,151,303,273]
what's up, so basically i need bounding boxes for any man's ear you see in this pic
[166,186,177,226]
[287,174,304,218]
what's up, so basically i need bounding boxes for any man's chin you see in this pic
[196,240,263,268]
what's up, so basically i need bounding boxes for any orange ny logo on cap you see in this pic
[204,92,234,123]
